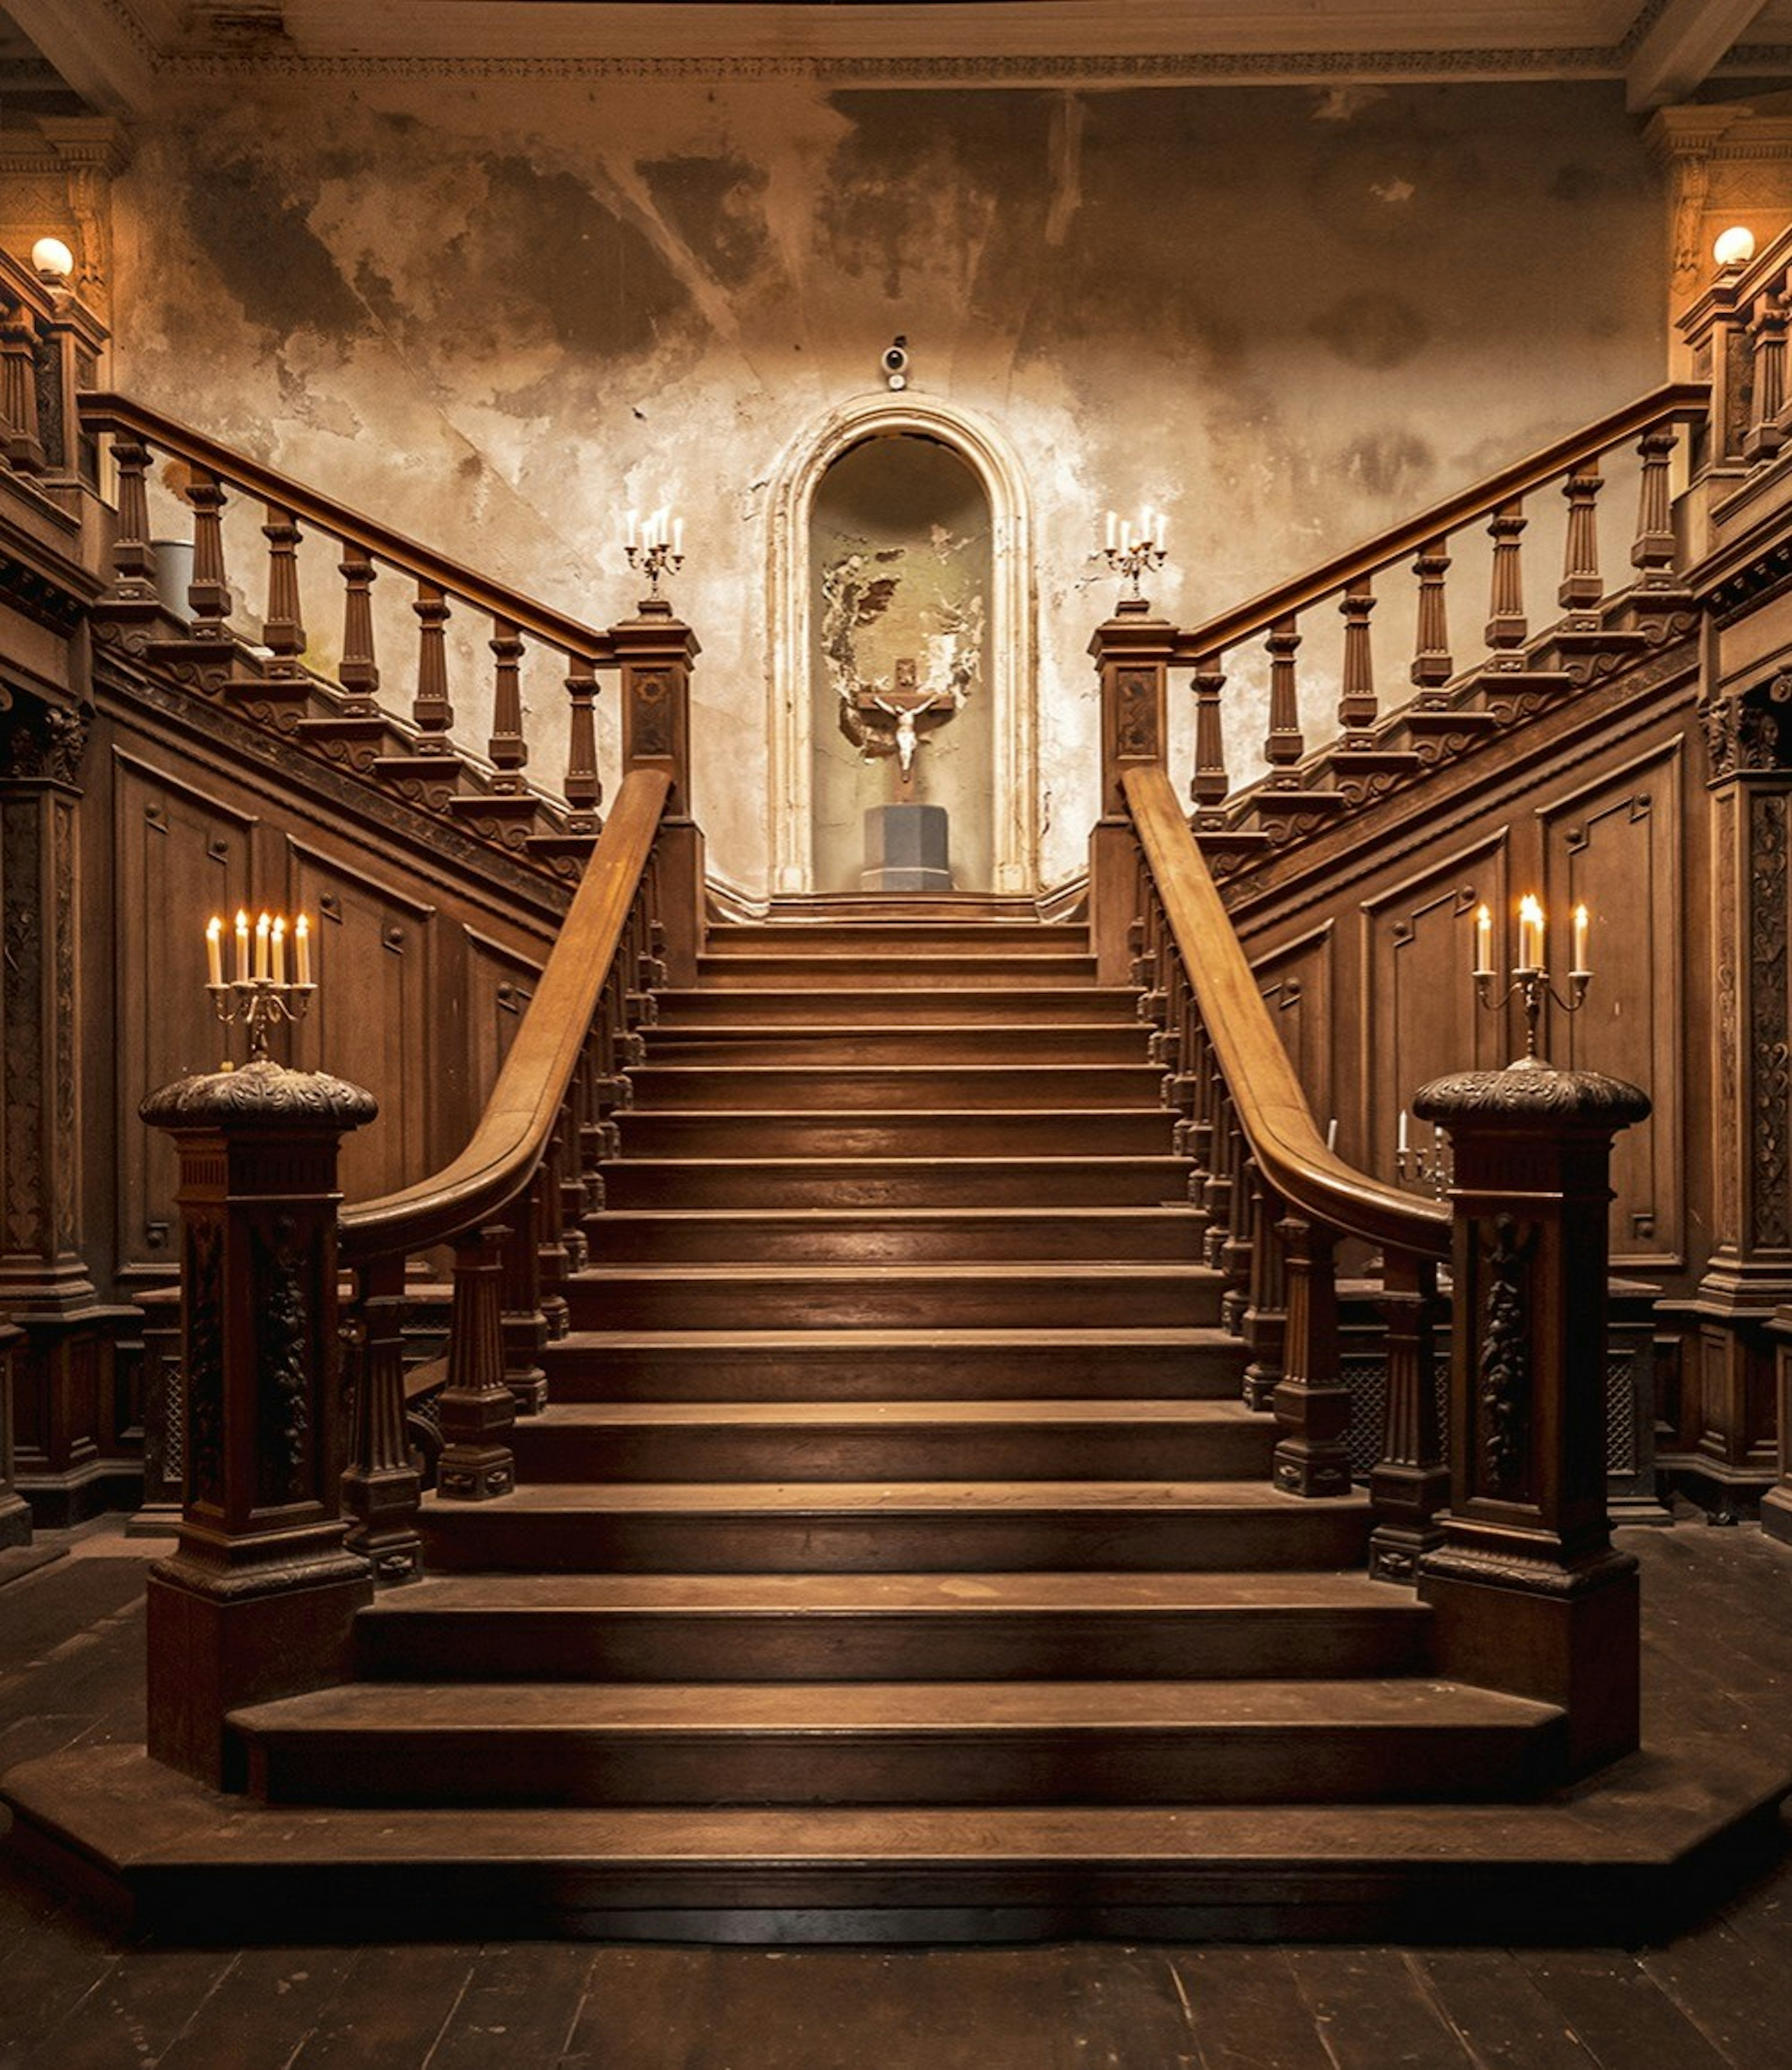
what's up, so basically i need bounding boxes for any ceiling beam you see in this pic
[1625,0,1771,111]
[4,0,161,115]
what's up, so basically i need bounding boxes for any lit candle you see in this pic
[235,909,250,984]
[254,911,271,982]
[271,915,287,986]
[1517,895,1545,974]
[652,505,668,548]
[625,509,637,549]
[295,913,312,987]
[1119,518,1132,551]
[1105,509,1117,550]
[1155,507,1168,548]
[672,515,685,556]
[1571,902,1590,977]
[1474,902,1492,979]
[1139,506,1154,545]
[1398,1108,1409,1155]
[205,915,224,988]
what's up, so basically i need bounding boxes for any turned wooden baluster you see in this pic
[1631,426,1679,588]
[260,504,307,678]
[1558,465,1604,609]
[341,1250,423,1583]
[1337,579,1377,738]
[1746,290,1789,463]
[338,544,380,711]
[411,580,454,747]
[1367,1251,1449,1584]
[537,1115,572,1337]
[1240,1168,1287,1413]
[1201,1084,1235,1274]
[108,436,156,601]
[1191,651,1229,812]
[186,470,232,640]
[1183,1024,1218,1210]
[497,1190,548,1416]
[1270,1211,1353,1497]
[561,1043,597,1266]
[0,297,44,474]
[435,1225,516,1501]
[1216,1111,1253,1334]
[488,615,528,791]
[1263,615,1304,771]
[1484,499,1527,654]
[1409,538,1453,687]
[564,653,603,831]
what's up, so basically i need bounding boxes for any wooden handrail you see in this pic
[1122,762,1448,1259]
[78,391,615,665]
[1171,381,1708,662]
[339,765,670,1263]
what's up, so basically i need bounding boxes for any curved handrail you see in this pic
[1171,380,1708,663]
[339,765,671,1263]
[78,391,615,666]
[1123,763,1448,1259]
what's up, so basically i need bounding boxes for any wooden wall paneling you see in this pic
[287,843,438,1210]
[1252,921,1334,1147]
[466,928,542,1105]
[1539,738,1686,1271]
[109,749,256,1283]
[1358,832,1511,1184]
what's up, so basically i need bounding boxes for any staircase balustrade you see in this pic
[0,247,105,495]
[1679,220,1792,477]
[78,393,623,876]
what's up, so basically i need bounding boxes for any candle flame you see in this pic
[1518,894,1544,925]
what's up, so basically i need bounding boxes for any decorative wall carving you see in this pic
[1750,789,1792,1252]
[253,1213,311,1507]
[1479,1214,1538,1497]
[185,1217,224,1509]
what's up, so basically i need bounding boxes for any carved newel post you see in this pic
[611,596,703,984]
[1412,1060,1650,1776]
[140,1058,378,1789]
[1088,598,1174,984]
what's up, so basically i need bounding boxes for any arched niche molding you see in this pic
[767,392,1038,895]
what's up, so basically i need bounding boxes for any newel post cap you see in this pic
[140,1057,378,1134]
[1412,1058,1650,1134]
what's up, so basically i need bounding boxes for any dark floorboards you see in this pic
[3,1516,1792,2069]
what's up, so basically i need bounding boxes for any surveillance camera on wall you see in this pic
[883,338,909,390]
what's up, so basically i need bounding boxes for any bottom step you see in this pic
[7,1740,1788,1946]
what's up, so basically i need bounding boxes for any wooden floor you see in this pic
[3,1515,1792,2069]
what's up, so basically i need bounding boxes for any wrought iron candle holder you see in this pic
[1473,896,1591,1065]
[1101,506,1168,601]
[1395,1116,1453,1198]
[206,911,316,1065]
[625,508,685,600]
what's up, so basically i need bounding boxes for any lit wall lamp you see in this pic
[1714,224,1757,270]
[29,237,74,285]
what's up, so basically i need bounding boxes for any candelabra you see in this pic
[1395,1117,1453,1198]
[625,507,685,599]
[206,911,315,1065]
[1473,895,1591,1065]
[1101,506,1169,601]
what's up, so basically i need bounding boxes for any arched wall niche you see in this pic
[767,391,1038,895]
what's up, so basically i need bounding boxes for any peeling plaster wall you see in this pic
[109,77,1665,895]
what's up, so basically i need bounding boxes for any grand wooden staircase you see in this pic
[134,905,1568,1928]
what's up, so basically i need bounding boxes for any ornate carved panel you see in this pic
[1540,741,1686,1267]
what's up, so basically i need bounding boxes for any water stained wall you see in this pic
[107,76,1666,895]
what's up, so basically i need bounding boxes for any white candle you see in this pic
[235,909,250,984]
[1119,519,1132,551]
[672,515,685,556]
[625,508,638,549]
[1325,1117,1338,1152]
[205,916,224,988]
[1105,509,1117,550]
[1139,506,1154,545]
[652,505,668,547]
[254,911,271,983]
[295,913,312,987]
[1398,1108,1409,1154]
[1518,895,1544,974]
[1474,902,1492,979]
[1155,507,1167,548]
[1572,902,1590,977]
[271,916,287,986]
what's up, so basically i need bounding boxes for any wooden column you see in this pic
[612,600,702,985]
[1088,599,1175,984]
[140,1059,378,1789]
[1413,1059,1650,1776]
[0,1321,28,1550]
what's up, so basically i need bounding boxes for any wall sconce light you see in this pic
[1714,224,1757,270]
[29,236,74,284]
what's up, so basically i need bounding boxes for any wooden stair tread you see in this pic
[572,1261,1218,1284]
[520,1399,1259,1429]
[429,1480,1367,1514]
[555,1324,1237,1350]
[358,1569,1421,1616]
[585,1206,1200,1227]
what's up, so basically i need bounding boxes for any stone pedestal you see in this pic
[1413,1058,1651,1777]
[863,802,951,893]
[140,1059,378,1789]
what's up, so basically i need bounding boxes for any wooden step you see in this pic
[417,1481,1375,1574]
[642,1022,1153,1067]
[540,1325,1246,1402]
[696,953,1100,990]
[508,1399,1274,1484]
[231,1677,1564,1810]
[598,1156,1194,1211]
[624,1062,1167,1111]
[654,986,1140,1027]
[706,923,1089,957]
[564,1260,1221,1331]
[584,1206,1206,1264]
[354,1570,1429,1684]
[611,1108,1178,1159]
